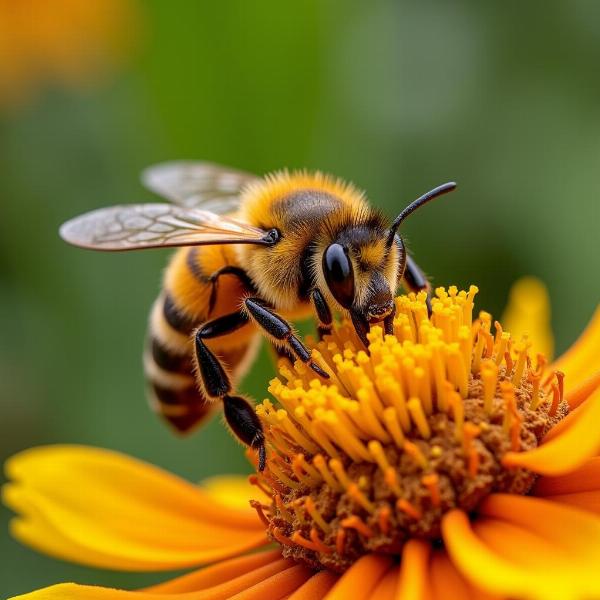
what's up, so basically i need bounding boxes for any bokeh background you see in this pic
[2,1,600,595]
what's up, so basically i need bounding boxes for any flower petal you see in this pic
[501,277,554,361]
[3,445,267,571]
[369,566,398,600]
[143,550,283,592]
[565,369,600,409]
[479,494,600,565]
[534,456,600,496]
[429,550,500,600]
[551,305,600,394]
[324,555,392,600]
[200,475,269,511]
[442,505,600,600]
[502,384,600,475]
[286,571,339,600]
[9,554,312,600]
[395,539,430,600]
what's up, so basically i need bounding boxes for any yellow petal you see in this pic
[442,504,600,600]
[395,540,430,600]
[552,305,600,394]
[3,445,267,571]
[9,559,312,600]
[324,555,393,600]
[201,475,269,511]
[502,384,600,475]
[501,277,554,361]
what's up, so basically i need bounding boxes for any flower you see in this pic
[5,282,600,600]
[0,0,139,110]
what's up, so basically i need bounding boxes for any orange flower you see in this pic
[4,282,600,600]
[0,0,139,109]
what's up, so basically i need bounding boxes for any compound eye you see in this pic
[323,243,355,309]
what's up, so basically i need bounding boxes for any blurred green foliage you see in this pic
[2,1,600,595]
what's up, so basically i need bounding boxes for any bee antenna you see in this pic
[386,182,457,248]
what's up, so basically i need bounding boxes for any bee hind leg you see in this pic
[193,311,266,470]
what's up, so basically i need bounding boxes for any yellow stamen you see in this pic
[421,473,441,507]
[407,397,432,439]
[304,496,331,532]
[348,483,376,514]
[313,454,342,492]
[403,441,428,469]
[341,516,374,538]
[397,499,422,520]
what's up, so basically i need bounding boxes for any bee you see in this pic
[60,161,456,469]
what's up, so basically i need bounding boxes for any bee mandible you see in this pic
[60,162,456,469]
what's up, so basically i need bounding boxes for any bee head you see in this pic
[322,240,397,322]
[320,182,457,346]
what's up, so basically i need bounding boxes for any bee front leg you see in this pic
[244,298,329,379]
[403,254,433,314]
[311,289,333,340]
[193,311,266,470]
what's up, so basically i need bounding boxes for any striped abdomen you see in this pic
[145,244,259,432]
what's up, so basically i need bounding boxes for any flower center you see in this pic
[250,286,567,572]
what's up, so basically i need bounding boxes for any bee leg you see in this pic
[270,343,295,365]
[208,266,257,314]
[403,255,433,315]
[244,298,330,379]
[311,289,333,340]
[193,311,266,470]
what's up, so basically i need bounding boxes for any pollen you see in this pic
[251,286,568,572]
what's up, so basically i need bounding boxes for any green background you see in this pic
[2,1,600,595]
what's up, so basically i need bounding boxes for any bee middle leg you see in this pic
[244,298,329,379]
[193,311,266,470]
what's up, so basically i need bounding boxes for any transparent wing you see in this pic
[141,161,259,213]
[59,204,269,251]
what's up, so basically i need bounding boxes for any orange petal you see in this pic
[369,566,398,600]
[442,507,600,600]
[551,305,600,394]
[501,277,554,361]
[143,550,284,592]
[565,369,600,409]
[395,540,430,600]
[479,494,600,562]
[502,384,600,475]
[224,563,313,600]
[324,555,392,600]
[287,570,339,600]
[3,445,267,571]
[539,491,600,516]
[534,456,600,496]
[429,549,500,600]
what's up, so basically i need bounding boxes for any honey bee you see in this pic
[60,162,456,469]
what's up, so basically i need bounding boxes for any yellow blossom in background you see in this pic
[502,277,554,361]
[4,282,600,600]
[0,0,139,110]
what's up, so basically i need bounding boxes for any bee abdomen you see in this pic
[144,335,211,433]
